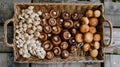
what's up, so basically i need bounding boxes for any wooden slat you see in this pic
[31,64,48,67]
[2,1,120,67]
[105,54,120,67]
[31,63,102,67]
[32,63,85,67]
[0,53,29,67]
[0,0,31,23]
[105,14,120,27]
[0,26,13,52]
[104,28,120,46]
[103,28,120,53]
[69,63,85,67]
[104,2,120,26]
[104,0,112,2]
[84,63,101,67]
[32,0,63,3]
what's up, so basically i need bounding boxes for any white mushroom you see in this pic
[16,41,19,44]
[24,33,29,38]
[19,43,24,48]
[38,11,42,15]
[21,12,26,17]
[21,9,25,13]
[37,25,42,32]
[23,43,27,50]
[19,49,24,55]
[27,24,32,28]
[23,27,27,32]
[17,44,20,48]
[16,30,19,34]
[35,16,40,21]
[28,6,34,10]
[34,31,40,37]
[17,6,46,59]
[27,29,34,34]
[28,45,32,50]
[36,41,41,46]
[26,40,30,45]
[16,25,19,29]
[19,24,22,28]
[29,34,34,39]
[23,48,28,54]
[32,26,37,31]
[27,10,33,15]
[36,48,46,59]
[23,23,27,28]
[33,21,40,26]
[26,19,33,24]
[30,13,36,19]
[19,27,23,32]
[24,14,29,19]
[23,53,31,58]
[18,15,23,19]
[32,50,37,56]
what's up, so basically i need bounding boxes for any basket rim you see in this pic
[11,3,107,63]
[14,3,103,6]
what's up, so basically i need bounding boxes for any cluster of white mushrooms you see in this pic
[15,6,46,59]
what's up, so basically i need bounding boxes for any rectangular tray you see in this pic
[4,3,112,64]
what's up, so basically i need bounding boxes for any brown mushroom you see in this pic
[46,51,54,60]
[62,12,70,20]
[63,20,73,28]
[70,45,77,53]
[81,17,89,25]
[73,21,80,29]
[56,18,64,26]
[69,37,77,45]
[80,24,89,33]
[75,33,83,43]
[44,25,52,33]
[42,41,53,51]
[93,34,101,42]
[52,26,61,34]
[82,43,90,52]
[94,10,101,18]
[90,49,98,58]
[53,47,61,56]
[85,10,93,17]
[42,12,50,19]
[93,41,100,49]
[61,50,69,59]
[50,9,59,18]
[40,19,48,26]
[39,32,48,41]
[71,28,77,35]
[52,35,61,46]
[48,18,57,26]
[89,26,97,34]
[60,41,68,50]
[72,12,80,20]
[61,30,71,40]
[89,18,98,27]
[84,32,93,43]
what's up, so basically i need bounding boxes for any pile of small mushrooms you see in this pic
[16,5,102,59]
[16,6,46,59]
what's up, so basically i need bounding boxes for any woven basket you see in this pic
[4,3,112,64]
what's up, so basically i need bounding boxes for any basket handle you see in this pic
[4,18,14,47]
[103,19,112,47]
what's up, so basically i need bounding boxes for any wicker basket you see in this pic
[4,3,112,64]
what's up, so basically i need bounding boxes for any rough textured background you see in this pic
[0,0,120,67]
